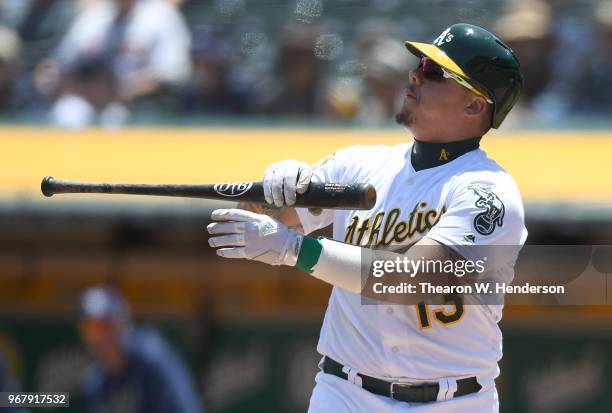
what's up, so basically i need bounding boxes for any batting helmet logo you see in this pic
[469,185,505,235]
[433,28,454,46]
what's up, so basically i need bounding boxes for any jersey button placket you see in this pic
[377,305,397,375]
[385,306,399,364]
[386,308,398,353]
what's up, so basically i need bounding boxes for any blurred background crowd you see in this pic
[0,0,611,128]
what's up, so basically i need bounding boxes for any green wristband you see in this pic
[296,236,323,273]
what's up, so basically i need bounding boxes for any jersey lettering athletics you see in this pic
[343,204,446,247]
[296,143,527,385]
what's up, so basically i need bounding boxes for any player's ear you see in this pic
[464,95,488,117]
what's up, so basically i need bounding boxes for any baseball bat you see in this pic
[41,177,377,210]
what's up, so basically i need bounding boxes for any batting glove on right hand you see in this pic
[207,209,303,266]
[263,160,313,207]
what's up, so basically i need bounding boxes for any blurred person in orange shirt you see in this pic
[78,286,204,413]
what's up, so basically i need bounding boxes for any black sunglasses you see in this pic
[417,57,493,103]
[418,57,444,80]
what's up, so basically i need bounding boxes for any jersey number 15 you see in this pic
[416,293,464,329]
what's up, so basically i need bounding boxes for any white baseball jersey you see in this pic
[296,142,527,387]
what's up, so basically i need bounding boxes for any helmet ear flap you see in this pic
[492,75,523,128]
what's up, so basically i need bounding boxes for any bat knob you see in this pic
[364,184,377,209]
[41,176,55,197]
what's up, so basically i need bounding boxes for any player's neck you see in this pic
[410,136,481,171]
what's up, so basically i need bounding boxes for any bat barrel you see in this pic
[41,177,218,198]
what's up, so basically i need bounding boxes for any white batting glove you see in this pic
[263,160,313,207]
[207,209,303,266]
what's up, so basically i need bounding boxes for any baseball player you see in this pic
[78,286,205,413]
[207,23,525,412]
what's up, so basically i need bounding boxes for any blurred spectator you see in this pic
[326,38,414,126]
[53,0,191,125]
[16,0,75,70]
[357,38,413,126]
[494,0,555,107]
[546,0,612,115]
[49,58,129,129]
[0,0,610,124]
[261,24,325,116]
[5,1,77,116]
[78,286,205,413]
[0,25,22,113]
[181,26,251,115]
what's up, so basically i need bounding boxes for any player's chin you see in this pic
[395,107,413,127]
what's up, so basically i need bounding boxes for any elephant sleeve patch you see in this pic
[468,185,505,236]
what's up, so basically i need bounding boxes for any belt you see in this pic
[322,356,482,403]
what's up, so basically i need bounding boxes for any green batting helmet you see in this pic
[404,23,523,129]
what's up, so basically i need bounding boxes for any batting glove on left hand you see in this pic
[207,209,303,266]
[263,160,313,207]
